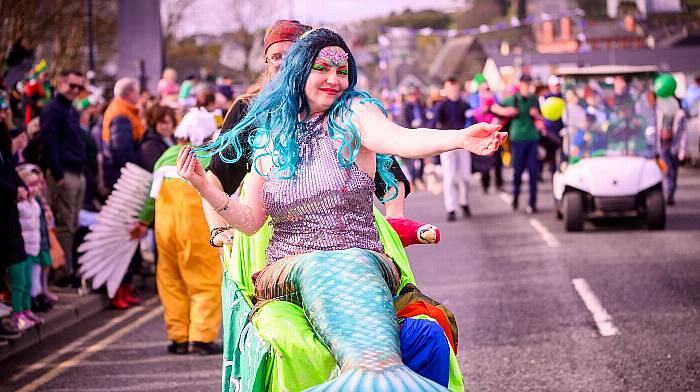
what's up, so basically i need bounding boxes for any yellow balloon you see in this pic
[541,96,565,121]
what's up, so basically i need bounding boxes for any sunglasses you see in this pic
[68,83,85,91]
[265,53,284,65]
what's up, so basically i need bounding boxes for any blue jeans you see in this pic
[511,140,540,208]
[662,148,680,201]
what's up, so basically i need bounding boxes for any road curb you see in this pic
[0,292,110,362]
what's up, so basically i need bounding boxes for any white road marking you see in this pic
[11,296,160,381]
[16,303,163,392]
[29,353,213,369]
[498,192,513,204]
[529,218,561,248]
[54,340,167,354]
[42,380,217,392]
[496,192,561,248]
[572,278,620,337]
[95,370,220,379]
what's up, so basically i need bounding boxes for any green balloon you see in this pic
[473,73,486,84]
[654,73,676,98]
[541,96,565,121]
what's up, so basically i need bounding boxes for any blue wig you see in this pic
[201,28,398,200]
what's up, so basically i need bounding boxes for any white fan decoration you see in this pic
[77,163,153,298]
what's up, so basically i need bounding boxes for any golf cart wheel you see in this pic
[563,192,584,232]
[555,198,563,220]
[645,189,666,230]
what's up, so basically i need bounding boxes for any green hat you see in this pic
[473,73,487,85]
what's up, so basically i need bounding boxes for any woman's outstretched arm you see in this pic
[177,145,267,236]
[351,99,507,158]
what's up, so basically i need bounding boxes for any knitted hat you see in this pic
[263,20,310,55]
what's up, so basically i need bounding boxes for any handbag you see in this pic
[48,227,65,269]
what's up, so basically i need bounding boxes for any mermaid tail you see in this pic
[256,248,450,392]
[305,366,448,392]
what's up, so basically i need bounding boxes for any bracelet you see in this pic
[213,192,230,212]
[209,226,232,248]
[212,193,226,212]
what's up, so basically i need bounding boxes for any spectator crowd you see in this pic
[0,37,234,345]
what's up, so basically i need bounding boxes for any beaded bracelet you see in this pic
[209,226,232,248]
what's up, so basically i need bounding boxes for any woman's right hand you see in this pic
[177,145,208,192]
[461,122,508,156]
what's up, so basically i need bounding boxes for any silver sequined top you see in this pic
[262,119,384,264]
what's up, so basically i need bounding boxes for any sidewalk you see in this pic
[0,289,110,362]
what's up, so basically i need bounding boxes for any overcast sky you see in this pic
[168,0,466,37]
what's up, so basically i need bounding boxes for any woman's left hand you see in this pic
[212,229,235,247]
[461,122,508,156]
[177,145,208,191]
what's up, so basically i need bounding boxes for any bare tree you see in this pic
[161,0,193,52]
[225,0,279,80]
[1,0,116,81]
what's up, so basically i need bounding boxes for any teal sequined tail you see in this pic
[256,248,450,391]
[305,366,448,392]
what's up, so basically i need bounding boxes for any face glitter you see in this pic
[318,47,349,67]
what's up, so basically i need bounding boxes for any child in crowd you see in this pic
[23,165,59,310]
[11,164,46,330]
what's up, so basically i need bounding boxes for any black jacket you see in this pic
[138,127,173,172]
[0,125,26,266]
[208,100,253,195]
[102,115,139,190]
[40,94,85,180]
[431,99,469,130]
[402,101,427,129]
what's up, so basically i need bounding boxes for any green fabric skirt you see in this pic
[221,207,463,392]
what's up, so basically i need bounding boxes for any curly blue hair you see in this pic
[200,28,398,200]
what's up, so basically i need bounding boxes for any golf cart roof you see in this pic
[556,65,659,77]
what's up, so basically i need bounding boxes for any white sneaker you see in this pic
[12,313,35,331]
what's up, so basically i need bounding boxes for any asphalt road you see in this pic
[2,167,699,392]
[406,166,700,392]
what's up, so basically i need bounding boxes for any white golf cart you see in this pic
[553,65,666,231]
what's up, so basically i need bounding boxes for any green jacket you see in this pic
[138,145,211,224]
[500,93,540,141]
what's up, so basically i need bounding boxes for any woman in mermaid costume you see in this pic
[178,28,507,391]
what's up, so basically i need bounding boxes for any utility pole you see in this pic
[517,0,527,20]
[86,0,96,83]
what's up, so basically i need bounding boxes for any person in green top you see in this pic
[492,74,543,213]
[178,74,199,107]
